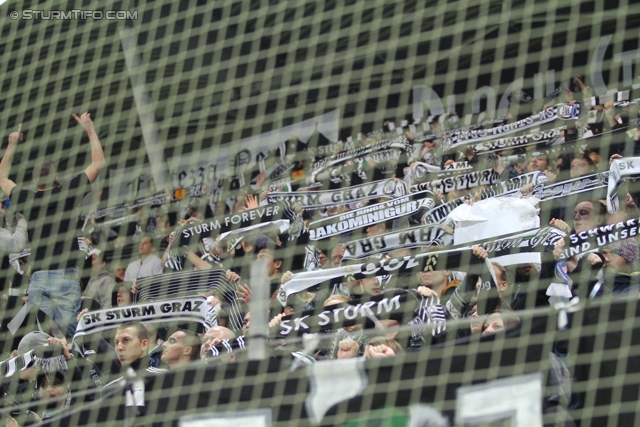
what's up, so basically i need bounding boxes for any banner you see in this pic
[308,193,436,240]
[74,297,210,338]
[176,201,302,247]
[276,292,419,337]
[410,168,503,194]
[530,171,609,201]
[218,220,290,242]
[462,127,565,155]
[558,217,640,260]
[266,179,407,209]
[279,226,565,304]
[310,136,413,174]
[441,103,579,152]
[343,225,454,260]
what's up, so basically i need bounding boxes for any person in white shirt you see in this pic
[124,235,163,281]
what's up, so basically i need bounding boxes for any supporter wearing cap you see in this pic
[160,330,201,370]
[37,370,70,420]
[601,239,640,295]
[417,263,459,301]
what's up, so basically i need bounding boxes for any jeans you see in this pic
[28,268,81,337]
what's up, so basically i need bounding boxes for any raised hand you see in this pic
[337,339,360,359]
[226,269,241,283]
[77,308,89,322]
[47,336,72,360]
[550,218,571,234]
[8,124,22,146]
[364,343,396,359]
[72,112,95,133]
[472,244,488,260]
[610,154,623,164]
[281,270,294,284]
[235,283,251,305]
[245,194,259,210]
[268,312,286,329]
[417,286,438,298]
[553,238,566,260]
[433,189,445,201]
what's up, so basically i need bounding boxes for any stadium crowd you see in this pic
[0,77,640,425]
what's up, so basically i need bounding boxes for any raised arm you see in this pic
[73,112,105,184]
[0,125,21,197]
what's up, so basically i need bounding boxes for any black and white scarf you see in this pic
[0,350,36,377]
[410,167,503,194]
[278,227,565,304]
[441,103,579,152]
[176,201,302,248]
[607,157,640,213]
[135,269,244,331]
[342,224,454,260]
[310,136,413,175]
[459,127,566,156]
[557,217,640,260]
[409,117,507,146]
[209,335,246,357]
[530,171,609,202]
[74,296,211,338]
[266,179,407,209]
[276,291,420,337]
[308,192,436,240]
[404,161,478,186]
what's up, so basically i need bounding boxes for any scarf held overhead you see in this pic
[74,297,210,339]
[266,179,407,209]
[308,192,436,240]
